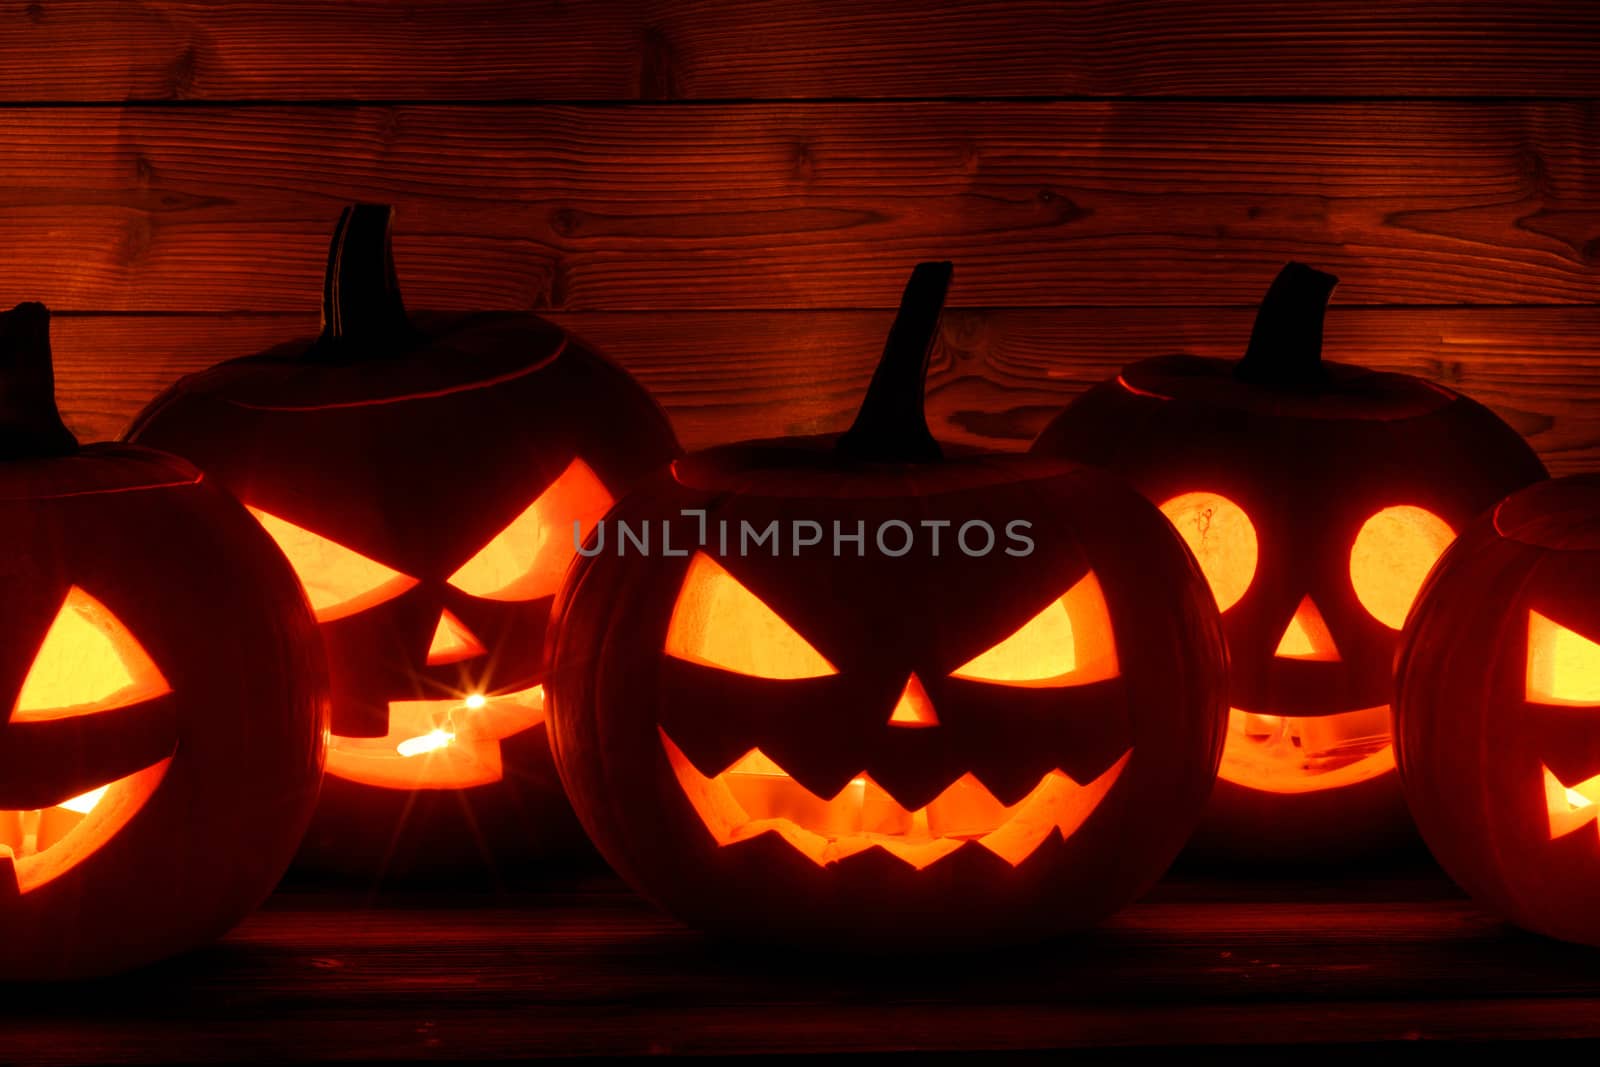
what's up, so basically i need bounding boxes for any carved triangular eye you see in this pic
[250,508,418,623]
[952,571,1120,688]
[1527,610,1600,706]
[1274,596,1340,662]
[12,587,171,722]
[665,553,836,680]
[448,459,614,602]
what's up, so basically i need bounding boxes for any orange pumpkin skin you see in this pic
[0,304,327,980]
[127,206,679,881]
[548,265,1227,945]
[1032,264,1547,862]
[1397,476,1600,946]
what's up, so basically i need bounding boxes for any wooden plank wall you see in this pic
[4,1,1598,468]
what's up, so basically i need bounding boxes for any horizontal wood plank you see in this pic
[1,2,1597,101]
[0,103,1595,311]
[44,307,1600,472]
[6,875,1600,1062]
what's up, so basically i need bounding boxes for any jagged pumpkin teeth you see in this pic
[1545,767,1600,840]
[665,728,1132,870]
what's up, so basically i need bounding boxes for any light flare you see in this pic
[325,683,546,789]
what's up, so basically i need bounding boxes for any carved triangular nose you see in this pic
[1274,596,1340,661]
[426,609,486,666]
[888,673,939,728]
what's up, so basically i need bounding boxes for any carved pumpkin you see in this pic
[126,205,679,879]
[1031,263,1547,861]
[0,302,326,979]
[1397,476,1600,945]
[548,264,1226,944]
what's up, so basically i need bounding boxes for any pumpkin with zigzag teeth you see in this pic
[547,264,1227,944]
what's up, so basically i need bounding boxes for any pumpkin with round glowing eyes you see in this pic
[0,302,326,979]
[1031,263,1547,862]
[126,204,679,880]
[547,263,1227,944]
[1397,476,1600,945]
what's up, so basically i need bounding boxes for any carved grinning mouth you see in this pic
[325,684,546,789]
[662,728,1130,870]
[1218,705,1396,794]
[1546,766,1600,840]
[0,757,172,896]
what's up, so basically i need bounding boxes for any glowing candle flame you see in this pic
[464,693,487,710]
[397,728,455,758]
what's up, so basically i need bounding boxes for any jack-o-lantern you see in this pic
[0,302,326,978]
[547,263,1226,944]
[1031,263,1547,861]
[126,204,679,879]
[1397,476,1600,945]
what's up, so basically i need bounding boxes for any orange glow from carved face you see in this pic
[425,609,486,666]
[1217,706,1395,794]
[1526,612,1600,841]
[448,459,614,602]
[1273,596,1340,662]
[663,728,1130,870]
[951,572,1119,687]
[1526,611,1600,706]
[12,587,172,721]
[1349,505,1454,629]
[887,674,939,728]
[1545,765,1600,841]
[1160,492,1257,612]
[665,553,836,679]
[3,588,174,892]
[324,684,546,790]
[249,508,418,623]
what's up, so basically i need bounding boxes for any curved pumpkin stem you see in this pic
[0,302,77,458]
[315,202,414,357]
[836,261,952,463]
[1235,261,1339,387]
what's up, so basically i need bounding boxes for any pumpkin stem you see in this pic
[1235,262,1339,386]
[314,202,414,357]
[0,302,77,458]
[835,261,952,463]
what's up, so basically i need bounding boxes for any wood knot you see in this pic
[166,44,199,99]
[536,256,570,309]
[792,142,816,182]
[639,25,678,101]
[549,207,582,238]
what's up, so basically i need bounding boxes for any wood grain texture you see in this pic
[0,1,1597,101]
[44,308,1600,471]
[0,103,1594,312]
[3,875,1598,1063]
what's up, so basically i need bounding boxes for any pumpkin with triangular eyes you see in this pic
[0,302,326,979]
[1032,263,1547,862]
[548,264,1227,944]
[126,205,679,879]
[1397,476,1600,946]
